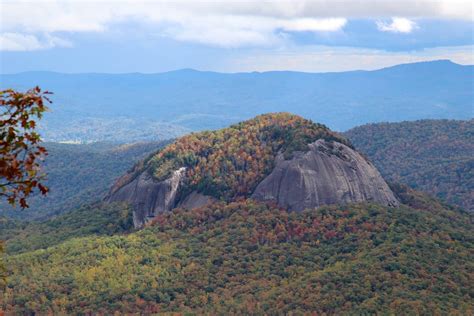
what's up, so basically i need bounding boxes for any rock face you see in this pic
[107,137,399,228]
[177,191,217,210]
[107,168,217,227]
[251,139,399,211]
[107,167,186,227]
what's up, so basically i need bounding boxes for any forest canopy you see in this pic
[117,113,349,200]
[1,189,473,314]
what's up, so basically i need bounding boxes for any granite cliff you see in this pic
[107,113,398,227]
[252,139,398,210]
[107,167,186,227]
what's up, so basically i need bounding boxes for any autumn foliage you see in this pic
[0,87,50,208]
[1,196,472,314]
[145,113,349,199]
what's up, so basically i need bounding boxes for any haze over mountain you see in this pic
[2,60,472,143]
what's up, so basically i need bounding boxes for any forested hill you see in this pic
[1,187,473,314]
[118,112,349,201]
[2,60,472,143]
[1,141,169,220]
[345,119,473,211]
[3,118,472,220]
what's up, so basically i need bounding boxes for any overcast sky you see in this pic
[0,0,473,73]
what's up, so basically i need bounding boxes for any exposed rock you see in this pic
[252,139,399,211]
[177,191,217,210]
[107,167,186,227]
[107,132,399,228]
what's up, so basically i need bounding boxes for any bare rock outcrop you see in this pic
[107,137,399,228]
[251,139,399,211]
[177,191,217,210]
[107,168,217,227]
[107,167,186,227]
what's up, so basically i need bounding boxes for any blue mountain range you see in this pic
[1,59,472,142]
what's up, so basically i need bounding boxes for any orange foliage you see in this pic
[148,113,348,199]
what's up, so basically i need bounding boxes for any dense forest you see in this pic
[1,187,473,314]
[0,202,133,254]
[345,119,473,211]
[1,141,168,220]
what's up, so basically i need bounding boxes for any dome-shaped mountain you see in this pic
[107,113,398,227]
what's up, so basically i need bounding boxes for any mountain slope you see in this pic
[0,202,133,254]
[2,191,473,314]
[345,119,474,211]
[1,141,168,220]
[2,60,472,142]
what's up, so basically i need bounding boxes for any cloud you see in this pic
[0,1,351,49]
[281,18,347,32]
[0,0,472,50]
[0,33,72,51]
[157,17,348,48]
[376,18,417,33]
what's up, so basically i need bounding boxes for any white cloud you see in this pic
[0,1,351,49]
[0,33,43,51]
[0,33,72,51]
[281,18,347,32]
[161,25,279,48]
[156,16,347,48]
[0,0,472,50]
[376,18,417,33]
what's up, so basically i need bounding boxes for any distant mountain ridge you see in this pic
[2,60,472,143]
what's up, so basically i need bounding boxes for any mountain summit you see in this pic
[107,113,398,227]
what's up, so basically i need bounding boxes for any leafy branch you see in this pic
[0,87,50,208]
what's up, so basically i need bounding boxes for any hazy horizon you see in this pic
[2,58,472,76]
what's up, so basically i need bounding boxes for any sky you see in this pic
[0,0,473,73]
